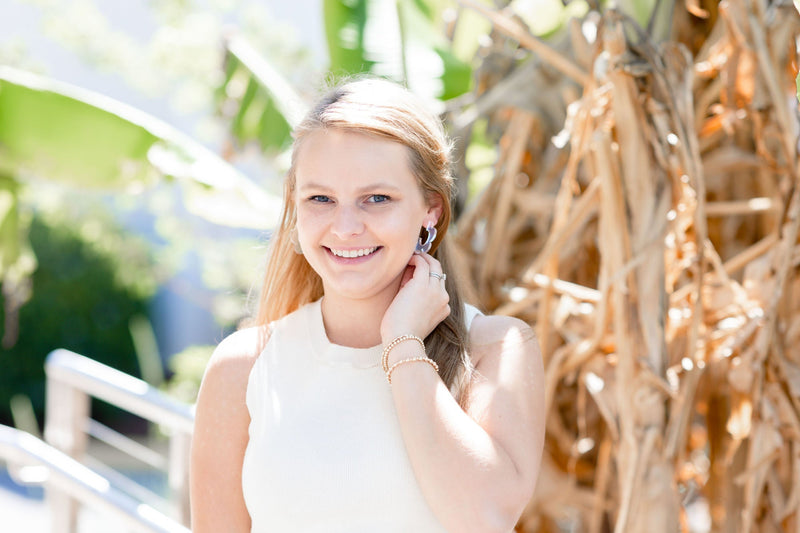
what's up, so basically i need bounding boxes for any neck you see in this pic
[320,289,397,348]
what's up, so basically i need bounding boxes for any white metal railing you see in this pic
[43,349,195,532]
[0,425,190,533]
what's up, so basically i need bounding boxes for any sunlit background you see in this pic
[2,1,798,532]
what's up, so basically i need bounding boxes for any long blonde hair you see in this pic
[254,78,473,402]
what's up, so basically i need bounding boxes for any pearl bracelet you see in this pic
[381,334,425,373]
[386,357,439,384]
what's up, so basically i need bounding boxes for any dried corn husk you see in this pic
[451,0,800,530]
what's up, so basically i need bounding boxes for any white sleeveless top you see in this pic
[242,299,482,532]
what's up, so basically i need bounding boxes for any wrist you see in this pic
[380,327,419,345]
[386,355,438,384]
[381,334,425,372]
[380,334,439,384]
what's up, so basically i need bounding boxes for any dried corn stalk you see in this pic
[450,0,800,531]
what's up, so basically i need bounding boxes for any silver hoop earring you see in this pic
[415,223,437,254]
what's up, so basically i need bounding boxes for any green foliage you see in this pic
[0,177,22,272]
[0,212,155,427]
[162,344,215,404]
[216,49,295,154]
[0,71,160,190]
[0,176,37,317]
[434,46,473,101]
[323,0,473,101]
[325,0,374,75]
[510,0,590,38]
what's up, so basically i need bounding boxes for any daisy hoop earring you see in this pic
[415,223,437,254]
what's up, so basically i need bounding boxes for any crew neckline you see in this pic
[306,299,382,368]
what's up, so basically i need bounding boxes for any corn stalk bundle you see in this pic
[449,1,800,531]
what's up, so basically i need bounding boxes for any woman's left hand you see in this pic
[380,252,450,344]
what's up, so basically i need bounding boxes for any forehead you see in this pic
[294,129,418,190]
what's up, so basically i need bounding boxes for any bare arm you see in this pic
[387,315,545,533]
[381,254,544,532]
[190,327,266,533]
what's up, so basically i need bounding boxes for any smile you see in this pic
[327,246,381,258]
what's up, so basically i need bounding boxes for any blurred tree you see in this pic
[0,207,155,427]
[162,344,215,405]
[0,66,282,348]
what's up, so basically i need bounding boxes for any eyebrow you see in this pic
[297,182,402,193]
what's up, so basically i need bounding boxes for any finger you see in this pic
[428,266,446,285]
[408,253,430,282]
[417,251,442,271]
[414,253,445,282]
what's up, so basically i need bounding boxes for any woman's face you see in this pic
[294,129,440,303]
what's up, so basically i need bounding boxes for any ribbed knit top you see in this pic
[241,299,481,532]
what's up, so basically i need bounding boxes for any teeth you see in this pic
[330,246,378,258]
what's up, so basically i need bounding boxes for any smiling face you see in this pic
[294,128,441,304]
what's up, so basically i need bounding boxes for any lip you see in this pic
[324,246,382,264]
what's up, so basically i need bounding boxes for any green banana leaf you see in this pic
[0,66,282,230]
[0,73,158,190]
[324,0,375,75]
[215,35,307,153]
[323,0,473,101]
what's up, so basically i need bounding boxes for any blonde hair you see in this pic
[254,77,473,403]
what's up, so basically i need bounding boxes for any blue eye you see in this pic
[367,194,390,203]
[309,195,331,203]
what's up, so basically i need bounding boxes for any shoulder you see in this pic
[210,326,271,368]
[191,326,269,532]
[195,325,272,417]
[467,314,539,369]
[192,325,272,458]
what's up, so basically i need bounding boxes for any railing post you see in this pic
[44,378,90,533]
[168,431,192,527]
[42,349,196,530]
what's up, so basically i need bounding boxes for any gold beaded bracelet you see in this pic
[386,357,439,384]
[381,334,425,373]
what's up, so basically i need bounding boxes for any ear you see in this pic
[425,193,444,225]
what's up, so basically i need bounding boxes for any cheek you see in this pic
[381,214,425,250]
[295,207,325,236]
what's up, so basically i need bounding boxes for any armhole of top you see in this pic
[464,303,482,332]
[244,323,274,433]
[451,304,483,405]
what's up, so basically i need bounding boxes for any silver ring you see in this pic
[429,272,446,281]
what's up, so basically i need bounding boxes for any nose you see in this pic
[331,205,365,238]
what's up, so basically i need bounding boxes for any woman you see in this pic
[190,78,545,532]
